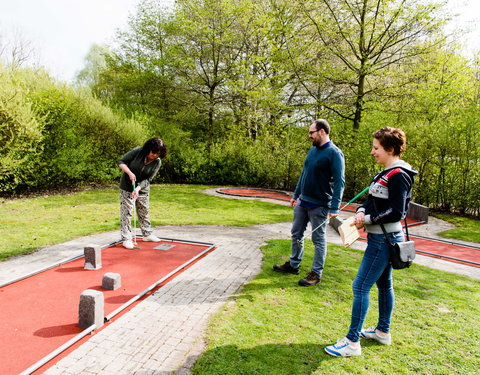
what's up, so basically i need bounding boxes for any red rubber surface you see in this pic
[217,188,479,268]
[358,229,479,268]
[217,188,292,201]
[0,239,213,375]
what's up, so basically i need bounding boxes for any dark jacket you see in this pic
[117,147,161,194]
[358,160,417,234]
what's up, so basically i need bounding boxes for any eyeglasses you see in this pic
[309,130,319,135]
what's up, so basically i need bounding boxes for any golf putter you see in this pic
[309,186,370,235]
[132,181,140,249]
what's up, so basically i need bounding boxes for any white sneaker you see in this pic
[325,338,361,357]
[123,240,134,249]
[360,327,391,345]
[143,234,161,242]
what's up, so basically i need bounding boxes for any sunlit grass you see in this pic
[0,184,292,260]
[192,240,480,375]
[433,213,480,243]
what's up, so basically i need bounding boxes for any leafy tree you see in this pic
[75,44,110,87]
[94,0,178,119]
[297,0,446,131]
[392,48,480,214]
[169,0,254,149]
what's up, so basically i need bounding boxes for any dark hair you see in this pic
[141,137,168,158]
[372,127,406,156]
[313,119,330,134]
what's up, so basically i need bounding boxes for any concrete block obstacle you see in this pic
[102,272,121,290]
[78,289,104,329]
[407,202,429,223]
[84,244,102,270]
[329,216,343,232]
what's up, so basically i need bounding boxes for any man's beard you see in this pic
[312,139,321,147]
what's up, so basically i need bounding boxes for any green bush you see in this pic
[167,128,306,190]
[0,66,149,194]
[0,65,44,193]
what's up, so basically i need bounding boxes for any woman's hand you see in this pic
[131,184,141,200]
[352,212,365,229]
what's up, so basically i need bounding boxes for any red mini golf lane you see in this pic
[217,188,480,267]
[357,228,480,268]
[217,187,292,201]
[0,239,214,375]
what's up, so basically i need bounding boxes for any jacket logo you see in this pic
[370,168,402,198]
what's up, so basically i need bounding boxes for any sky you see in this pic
[0,0,141,82]
[0,0,479,83]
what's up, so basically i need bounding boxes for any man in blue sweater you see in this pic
[274,119,345,286]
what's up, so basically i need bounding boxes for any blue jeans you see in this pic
[346,231,404,342]
[289,205,329,276]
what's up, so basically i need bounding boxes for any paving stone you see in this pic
[84,244,102,270]
[78,289,104,329]
[102,272,121,290]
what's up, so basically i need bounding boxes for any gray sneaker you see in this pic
[360,327,391,345]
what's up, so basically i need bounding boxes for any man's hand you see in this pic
[290,198,298,207]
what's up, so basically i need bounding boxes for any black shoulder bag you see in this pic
[379,219,416,269]
[372,197,416,269]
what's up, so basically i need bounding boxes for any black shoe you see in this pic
[273,261,300,275]
[298,271,321,286]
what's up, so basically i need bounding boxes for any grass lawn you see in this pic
[192,240,480,375]
[0,184,292,260]
[433,213,480,243]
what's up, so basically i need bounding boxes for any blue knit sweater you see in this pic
[293,141,345,213]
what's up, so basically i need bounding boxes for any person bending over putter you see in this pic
[273,119,345,286]
[117,137,168,249]
[325,127,417,357]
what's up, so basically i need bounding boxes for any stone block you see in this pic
[102,272,121,290]
[407,202,429,223]
[84,244,102,270]
[329,216,343,233]
[78,289,104,329]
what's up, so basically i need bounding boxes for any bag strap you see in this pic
[403,217,410,241]
[372,198,411,244]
